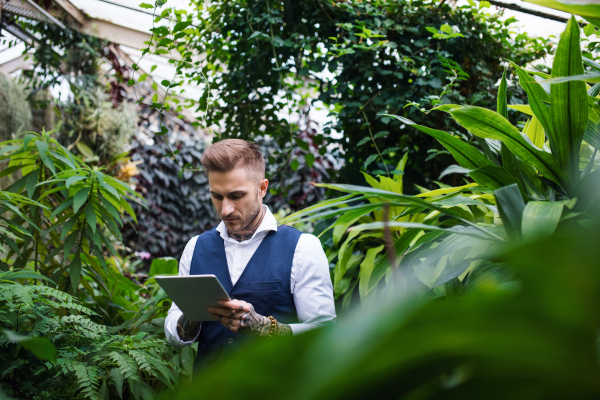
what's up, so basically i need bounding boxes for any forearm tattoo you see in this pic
[176,314,201,341]
[232,304,293,337]
[275,323,292,337]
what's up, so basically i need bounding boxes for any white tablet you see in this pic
[155,274,231,321]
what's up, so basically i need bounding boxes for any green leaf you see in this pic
[22,134,36,150]
[585,100,600,149]
[449,106,569,193]
[249,31,263,40]
[139,3,154,9]
[440,24,452,34]
[469,165,519,191]
[35,140,48,156]
[294,137,309,151]
[110,368,124,399]
[50,198,73,220]
[69,255,82,293]
[84,203,97,234]
[61,214,80,241]
[313,182,503,240]
[1,329,57,361]
[523,117,545,149]
[173,20,192,32]
[65,175,87,188]
[25,168,40,198]
[387,115,493,170]
[305,153,315,168]
[509,62,556,147]
[523,1,600,24]
[494,184,525,241]
[507,105,534,116]
[149,257,178,276]
[357,137,371,147]
[363,154,378,169]
[519,161,548,200]
[497,69,508,119]
[64,230,78,257]
[76,141,96,159]
[73,187,91,213]
[550,16,588,183]
[291,159,300,171]
[119,198,138,224]
[181,346,195,377]
[358,245,385,297]
[522,201,564,241]
[349,221,490,238]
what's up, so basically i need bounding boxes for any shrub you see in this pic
[0,274,191,400]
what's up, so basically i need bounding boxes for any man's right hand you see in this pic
[176,314,201,341]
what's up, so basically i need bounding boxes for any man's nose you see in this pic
[222,198,235,216]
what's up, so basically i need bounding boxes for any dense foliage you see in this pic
[0,272,189,400]
[280,16,600,308]
[139,0,551,188]
[1,0,600,399]
[123,134,213,259]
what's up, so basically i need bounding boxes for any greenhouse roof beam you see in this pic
[3,0,65,28]
[53,0,86,25]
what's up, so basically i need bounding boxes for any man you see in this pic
[164,139,336,372]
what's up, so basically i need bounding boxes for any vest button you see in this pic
[227,337,234,344]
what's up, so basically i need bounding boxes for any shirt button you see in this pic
[237,244,241,248]
[227,338,234,344]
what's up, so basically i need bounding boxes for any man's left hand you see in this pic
[208,299,270,336]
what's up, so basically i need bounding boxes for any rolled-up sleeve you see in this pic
[164,236,201,347]
[288,233,336,335]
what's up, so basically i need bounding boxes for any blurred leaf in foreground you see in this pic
[174,217,600,400]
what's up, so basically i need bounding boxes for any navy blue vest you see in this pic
[189,225,302,372]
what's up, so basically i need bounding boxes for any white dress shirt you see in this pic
[164,205,336,347]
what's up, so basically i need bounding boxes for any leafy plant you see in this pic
[137,0,551,189]
[174,217,600,400]
[0,130,143,299]
[0,272,191,400]
[280,14,600,309]
[122,135,213,260]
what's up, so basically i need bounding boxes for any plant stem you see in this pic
[361,110,390,177]
[266,0,280,69]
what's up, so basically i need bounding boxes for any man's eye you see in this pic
[212,195,223,200]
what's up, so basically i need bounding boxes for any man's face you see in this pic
[208,167,268,233]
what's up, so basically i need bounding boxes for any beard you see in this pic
[225,192,263,234]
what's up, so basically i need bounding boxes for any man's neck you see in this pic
[227,206,265,242]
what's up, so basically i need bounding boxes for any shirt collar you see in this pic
[216,205,277,243]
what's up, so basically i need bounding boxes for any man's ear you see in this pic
[258,179,269,199]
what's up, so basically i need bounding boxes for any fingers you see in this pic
[216,299,252,312]
[207,306,240,317]
[214,315,240,332]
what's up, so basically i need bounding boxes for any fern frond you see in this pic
[10,284,33,304]
[32,286,98,316]
[108,351,139,381]
[128,350,153,374]
[73,363,102,400]
[32,317,59,336]
[60,315,106,338]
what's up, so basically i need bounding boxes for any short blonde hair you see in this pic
[200,139,265,181]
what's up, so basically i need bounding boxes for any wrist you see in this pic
[255,315,271,337]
